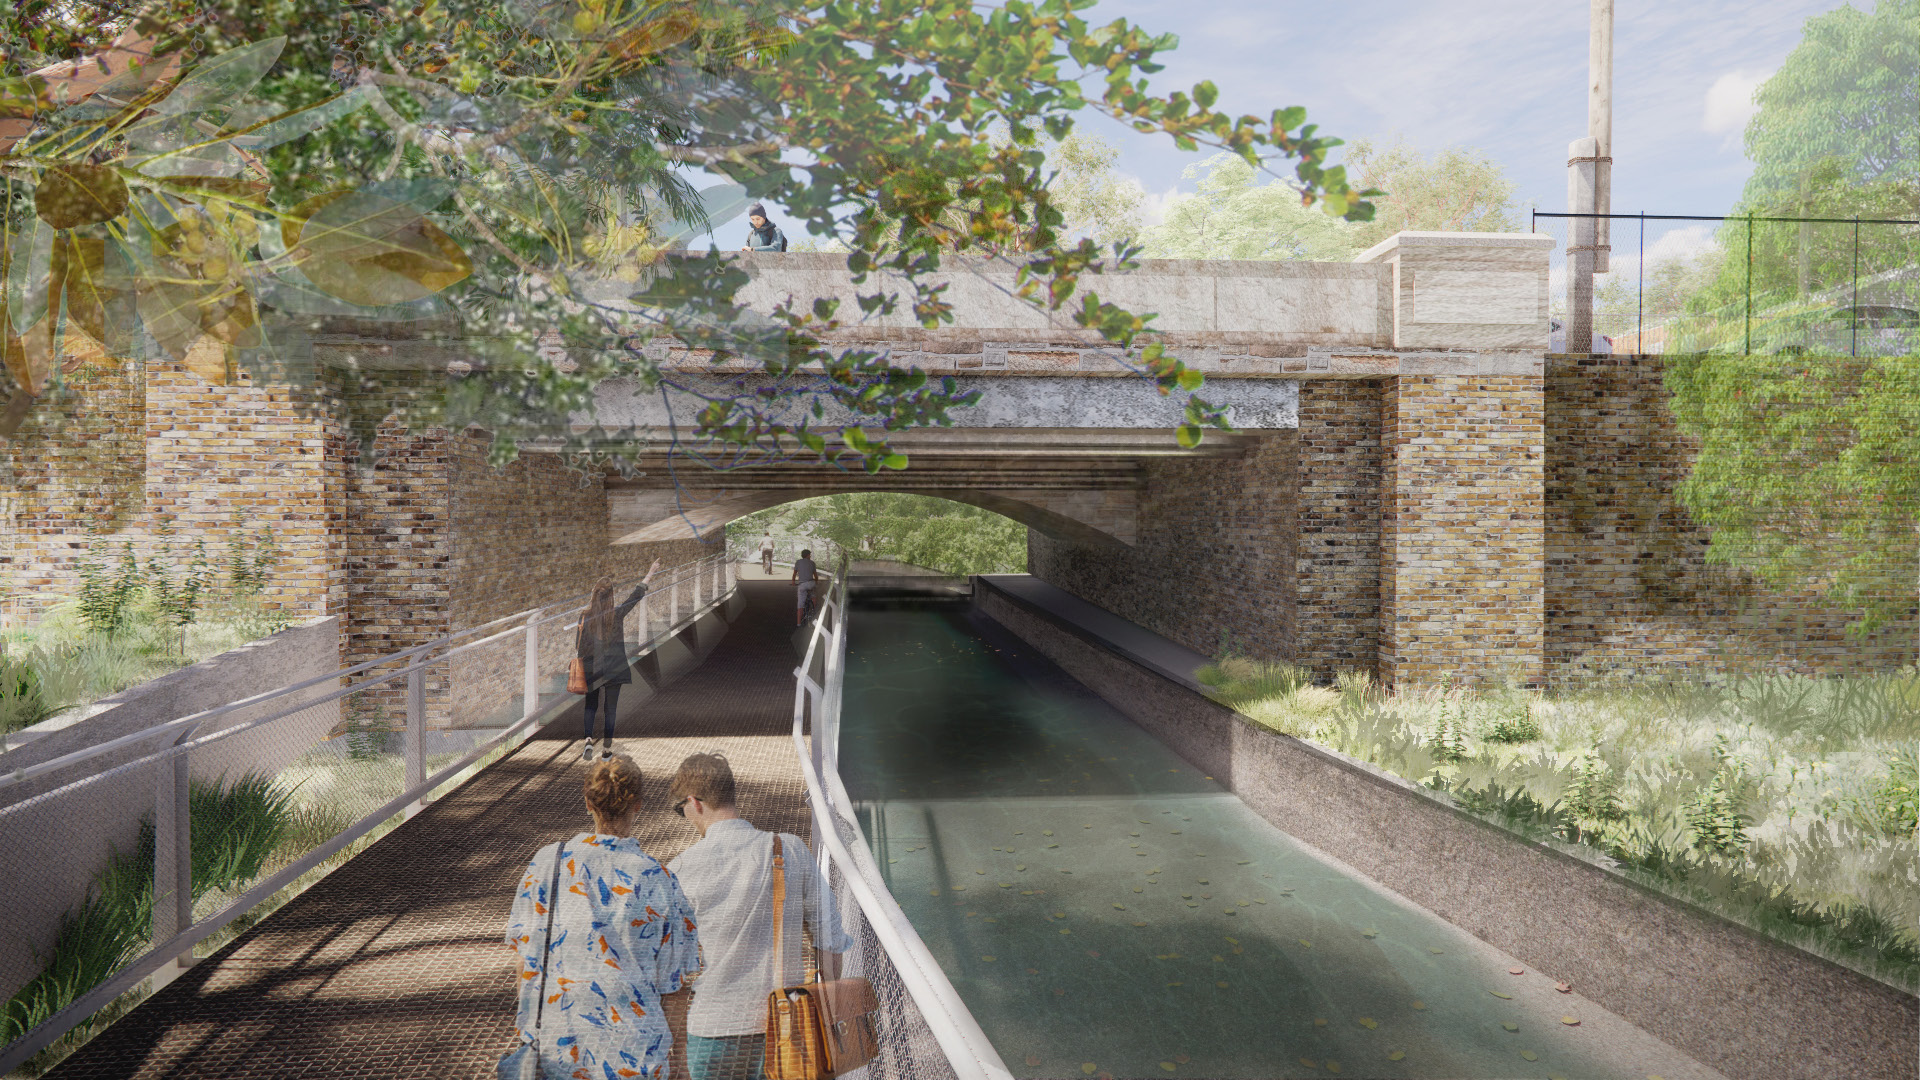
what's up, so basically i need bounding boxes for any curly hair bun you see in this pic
[584,755,644,818]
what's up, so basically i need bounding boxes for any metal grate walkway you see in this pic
[44,581,813,1080]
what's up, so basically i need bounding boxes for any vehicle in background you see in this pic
[1548,318,1613,355]
[1762,305,1919,356]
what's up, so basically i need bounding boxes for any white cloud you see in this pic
[1701,69,1767,138]
[1138,185,1182,228]
[1643,223,1719,266]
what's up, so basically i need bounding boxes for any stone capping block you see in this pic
[970,577,1918,1080]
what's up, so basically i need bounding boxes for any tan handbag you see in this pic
[567,619,589,694]
[764,836,879,1080]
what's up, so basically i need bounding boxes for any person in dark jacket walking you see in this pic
[741,203,787,252]
[576,559,662,762]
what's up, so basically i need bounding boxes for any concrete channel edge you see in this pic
[970,574,1919,1080]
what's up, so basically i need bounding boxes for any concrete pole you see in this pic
[1567,136,1600,353]
[1588,0,1613,275]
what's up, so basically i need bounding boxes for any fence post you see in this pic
[405,663,425,815]
[153,725,198,974]
[523,609,542,720]
[670,573,680,626]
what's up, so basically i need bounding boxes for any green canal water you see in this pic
[839,600,1713,1080]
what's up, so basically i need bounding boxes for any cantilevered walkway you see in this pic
[45,580,810,1080]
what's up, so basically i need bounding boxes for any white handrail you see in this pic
[791,563,1014,1080]
[0,552,738,1074]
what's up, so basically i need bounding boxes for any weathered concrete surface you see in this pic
[974,575,1920,1080]
[1356,231,1556,353]
[589,373,1299,430]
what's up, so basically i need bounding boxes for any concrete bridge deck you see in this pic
[41,581,809,1080]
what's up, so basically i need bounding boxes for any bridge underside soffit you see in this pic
[603,428,1267,549]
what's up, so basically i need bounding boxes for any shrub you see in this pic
[1863,749,1918,837]
[1426,681,1470,763]
[1480,699,1542,743]
[1564,748,1626,822]
[0,773,297,1045]
[1686,737,1754,856]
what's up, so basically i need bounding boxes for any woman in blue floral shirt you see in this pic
[505,755,702,1079]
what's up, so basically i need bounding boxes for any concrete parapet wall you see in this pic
[973,577,1919,1080]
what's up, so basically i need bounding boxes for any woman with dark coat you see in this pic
[576,560,661,762]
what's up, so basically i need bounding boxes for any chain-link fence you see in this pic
[0,552,736,1075]
[1537,211,1920,356]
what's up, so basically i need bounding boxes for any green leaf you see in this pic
[1176,424,1201,449]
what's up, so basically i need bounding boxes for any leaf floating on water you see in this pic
[980,955,996,962]
[1215,980,1229,988]
[1159,1063,1176,1073]
[1555,981,1572,994]
[1017,866,1027,872]
[1502,1022,1518,1032]
[1362,929,1378,938]
[1026,968,1040,974]
[1054,912,1067,918]
[976,870,987,875]
[1114,904,1127,910]
[999,883,1013,889]
[1298,1058,1318,1070]
[1297,939,1313,949]
[1357,1017,1378,1029]
[1313,1018,1328,1027]
[1490,991,1513,1000]
[1387,1051,1406,1062]
[1024,1056,1042,1067]
[1410,999,1427,1010]
[1236,860,1252,865]
[928,890,940,896]
[1428,947,1444,954]
[1022,890,1036,895]
[1508,967,1525,975]
[1185,903,1199,908]
[1138,820,1151,824]
[1054,988,1066,996]
[1043,831,1054,836]
[1223,909,1236,916]
[1254,899,1267,904]
[1059,928,1072,934]
[1519,1050,1538,1062]
[1133,888,1144,893]
[1080,1064,1096,1075]
[1326,1063,1341,1075]
[889,859,898,864]
[1132,922,1148,927]
[1130,832,1141,837]
[1174,1055,1190,1064]
[1197,880,1209,885]
[1048,845,1060,849]
[1224,936,1239,945]
[1170,830,1182,835]
[1560,1016,1580,1026]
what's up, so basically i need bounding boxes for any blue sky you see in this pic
[1071,0,1865,264]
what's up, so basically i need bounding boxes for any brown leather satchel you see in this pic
[764,836,879,1080]
[567,620,589,694]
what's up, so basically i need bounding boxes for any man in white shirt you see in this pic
[758,531,775,575]
[666,753,852,1080]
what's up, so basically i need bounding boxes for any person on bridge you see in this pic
[576,559,662,763]
[741,203,787,253]
[665,753,852,1080]
[758,531,775,575]
[504,755,702,1080]
[790,549,818,627]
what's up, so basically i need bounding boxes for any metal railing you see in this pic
[788,561,1012,1080]
[0,551,738,1073]
[1535,210,1919,357]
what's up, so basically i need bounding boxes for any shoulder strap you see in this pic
[532,841,567,1033]
[769,834,786,990]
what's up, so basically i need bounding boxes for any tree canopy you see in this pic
[0,0,1379,472]
[728,492,1027,576]
[1742,0,1919,205]
[1134,136,1520,262]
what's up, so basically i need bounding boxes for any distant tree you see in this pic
[1139,151,1356,261]
[1047,131,1146,248]
[729,493,1026,576]
[1741,0,1919,206]
[1343,137,1523,252]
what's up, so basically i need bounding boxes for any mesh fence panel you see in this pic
[826,806,962,1080]
[1540,213,1920,356]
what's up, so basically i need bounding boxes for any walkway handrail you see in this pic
[0,551,740,1075]
[1,552,731,794]
[791,561,1014,1080]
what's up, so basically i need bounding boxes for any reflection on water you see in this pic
[841,602,1708,1080]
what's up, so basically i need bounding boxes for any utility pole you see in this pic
[1567,0,1613,353]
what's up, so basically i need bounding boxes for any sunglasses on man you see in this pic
[673,795,693,817]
